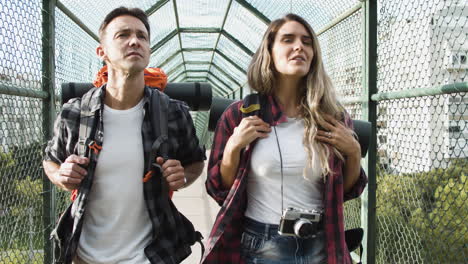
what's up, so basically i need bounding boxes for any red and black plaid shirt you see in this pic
[203,94,367,264]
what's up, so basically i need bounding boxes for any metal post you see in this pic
[42,0,57,263]
[361,0,377,263]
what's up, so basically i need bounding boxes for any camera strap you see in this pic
[273,126,285,214]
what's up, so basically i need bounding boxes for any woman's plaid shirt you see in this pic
[44,86,206,264]
[203,94,368,264]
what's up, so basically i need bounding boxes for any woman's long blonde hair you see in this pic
[247,13,345,177]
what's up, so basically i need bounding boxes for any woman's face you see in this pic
[271,21,314,80]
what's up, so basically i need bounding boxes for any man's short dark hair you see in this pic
[99,7,150,42]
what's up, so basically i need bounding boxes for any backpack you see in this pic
[239,93,364,264]
[51,87,204,263]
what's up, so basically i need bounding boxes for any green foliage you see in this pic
[0,142,45,252]
[0,177,43,249]
[1,151,17,214]
[377,158,468,263]
[0,250,43,264]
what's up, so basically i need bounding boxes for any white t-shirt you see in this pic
[77,100,152,264]
[245,117,323,225]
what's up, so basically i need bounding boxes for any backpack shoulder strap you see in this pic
[146,89,170,192]
[240,93,261,117]
[77,88,100,158]
[71,88,100,201]
[149,89,169,159]
[239,93,271,124]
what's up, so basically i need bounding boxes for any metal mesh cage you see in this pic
[0,0,467,263]
[375,0,467,263]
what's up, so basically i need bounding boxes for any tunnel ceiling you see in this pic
[57,0,359,98]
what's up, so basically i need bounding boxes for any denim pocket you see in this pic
[240,230,265,254]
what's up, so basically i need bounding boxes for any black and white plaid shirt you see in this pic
[45,85,206,264]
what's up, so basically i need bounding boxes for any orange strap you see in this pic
[143,170,153,182]
[143,170,174,198]
[71,189,78,201]
[88,142,102,155]
[93,65,168,90]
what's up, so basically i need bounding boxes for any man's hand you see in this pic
[43,155,89,191]
[156,157,186,191]
[156,157,205,191]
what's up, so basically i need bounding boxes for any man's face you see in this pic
[97,15,150,73]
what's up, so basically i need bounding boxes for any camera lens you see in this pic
[294,219,315,238]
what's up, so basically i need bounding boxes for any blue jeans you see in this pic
[241,217,326,264]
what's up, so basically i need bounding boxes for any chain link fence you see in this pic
[0,0,45,263]
[374,0,467,263]
[318,3,364,236]
[0,0,467,263]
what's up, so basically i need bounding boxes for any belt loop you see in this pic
[264,223,270,239]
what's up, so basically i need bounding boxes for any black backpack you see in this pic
[52,87,204,263]
[239,93,364,264]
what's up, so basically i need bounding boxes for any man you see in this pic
[43,7,205,264]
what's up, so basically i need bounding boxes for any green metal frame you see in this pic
[151,29,178,53]
[205,80,229,97]
[207,75,231,95]
[316,2,363,36]
[211,64,242,87]
[371,82,468,101]
[185,61,211,65]
[170,71,186,82]
[3,2,467,263]
[167,62,242,88]
[208,72,235,92]
[42,1,57,263]
[215,50,247,74]
[208,0,233,74]
[145,0,170,16]
[167,63,187,76]
[222,30,254,56]
[151,27,253,70]
[166,50,211,71]
[172,0,187,73]
[0,83,48,98]
[168,63,241,87]
[361,1,377,263]
[56,0,99,42]
[158,48,246,75]
[235,0,270,25]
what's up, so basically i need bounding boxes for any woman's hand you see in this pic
[220,115,271,189]
[315,114,360,158]
[227,115,271,151]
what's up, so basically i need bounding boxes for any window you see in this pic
[460,55,467,64]
[448,126,460,133]
[448,51,468,69]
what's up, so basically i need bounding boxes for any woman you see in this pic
[203,13,367,264]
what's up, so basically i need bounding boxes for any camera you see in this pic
[278,207,322,238]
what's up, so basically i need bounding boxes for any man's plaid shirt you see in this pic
[44,85,206,264]
[203,94,367,264]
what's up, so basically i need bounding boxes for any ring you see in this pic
[326,132,332,138]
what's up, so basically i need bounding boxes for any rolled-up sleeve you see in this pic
[44,100,81,165]
[44,117,67,164]
[206,102,241,206]
[344,167,367,201]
